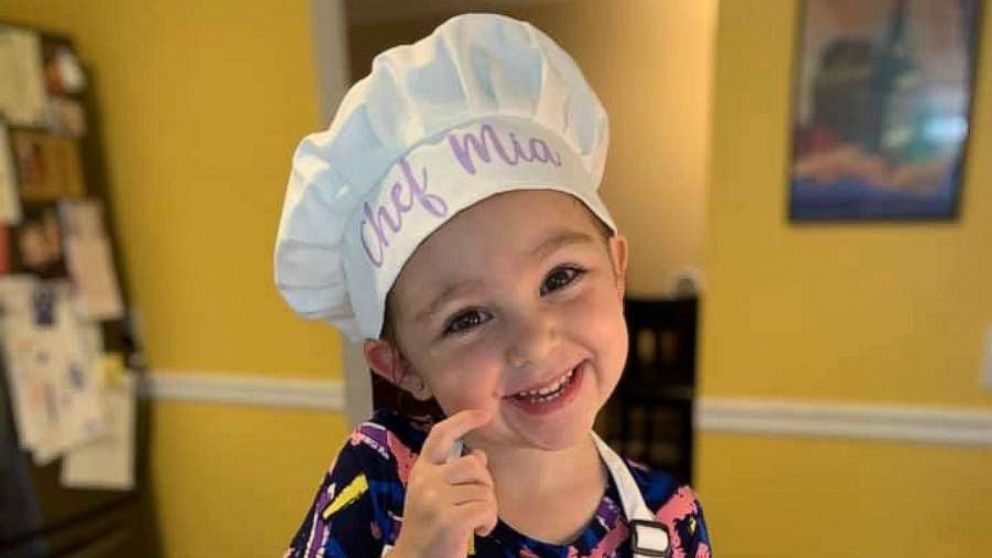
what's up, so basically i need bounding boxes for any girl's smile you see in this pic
[504,359,586,416]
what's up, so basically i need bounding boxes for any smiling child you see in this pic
[275,13,711,558]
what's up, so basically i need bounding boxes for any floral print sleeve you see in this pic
[283,439,382,558]
[284,411,428,558]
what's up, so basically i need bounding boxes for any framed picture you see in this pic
[789,0,984,221]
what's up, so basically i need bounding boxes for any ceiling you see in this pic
[346,0,577,25]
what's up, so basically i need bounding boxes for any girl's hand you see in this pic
[390,409,497,558]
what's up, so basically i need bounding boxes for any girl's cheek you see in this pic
[432,386,496,422]
[433,354,501,409]
[566,285,612,322]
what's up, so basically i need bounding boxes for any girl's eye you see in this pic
[443,308,491,336]
[541,266,585,296]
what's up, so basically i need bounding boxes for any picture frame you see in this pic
[788,0,984,221]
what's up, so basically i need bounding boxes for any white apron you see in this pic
[382,433,671,557]
[592,432,672,558]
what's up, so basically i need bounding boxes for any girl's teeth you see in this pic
[515,368,576,401]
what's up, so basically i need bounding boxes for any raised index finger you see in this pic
[421,409,491,464]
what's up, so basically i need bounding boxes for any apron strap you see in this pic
[592,433,671,558]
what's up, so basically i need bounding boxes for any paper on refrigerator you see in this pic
[0,26,49,127]
[0,276,107,464]
[61,372,135,490]
[59,199,124,321]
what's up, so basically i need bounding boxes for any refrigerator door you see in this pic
[0,372,160,558]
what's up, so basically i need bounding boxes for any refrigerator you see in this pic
[0,23,162,558]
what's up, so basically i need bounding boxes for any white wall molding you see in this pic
[143,371,344,411]
[142,372,992,446]
[697,397,992,446]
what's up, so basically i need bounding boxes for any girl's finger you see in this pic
[446,483,496,506]
[468,448,488,467]
[454,499,499,538]
[421,409,491,465]
[443,454,493,486]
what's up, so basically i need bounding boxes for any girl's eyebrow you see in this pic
[414,229,595,324]
[531,229,596,259]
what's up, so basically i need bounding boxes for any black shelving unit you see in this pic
[596,297,698,485]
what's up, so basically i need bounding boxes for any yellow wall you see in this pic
[697,433,992,556]
[700,0,992,555]
[0,1,350,556]
[703,0,992,406]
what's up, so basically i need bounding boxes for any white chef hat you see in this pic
[274,12,615,341]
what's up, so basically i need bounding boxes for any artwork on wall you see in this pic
[789,0,984,221]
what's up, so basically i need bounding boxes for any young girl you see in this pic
[275,13,711,558]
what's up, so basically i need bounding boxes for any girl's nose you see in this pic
[505,309,558,369]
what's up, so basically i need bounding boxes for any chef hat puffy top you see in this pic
[274,13,614,341]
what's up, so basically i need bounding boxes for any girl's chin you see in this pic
[502,405,598,451]
[519,428,591,452]
[462,408,594,453]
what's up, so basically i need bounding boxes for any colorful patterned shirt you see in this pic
[285,409,712,558]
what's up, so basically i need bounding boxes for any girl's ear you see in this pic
[363,339,434,400]
[608,233,629,299]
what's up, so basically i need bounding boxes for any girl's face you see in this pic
[367,190,628,452]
